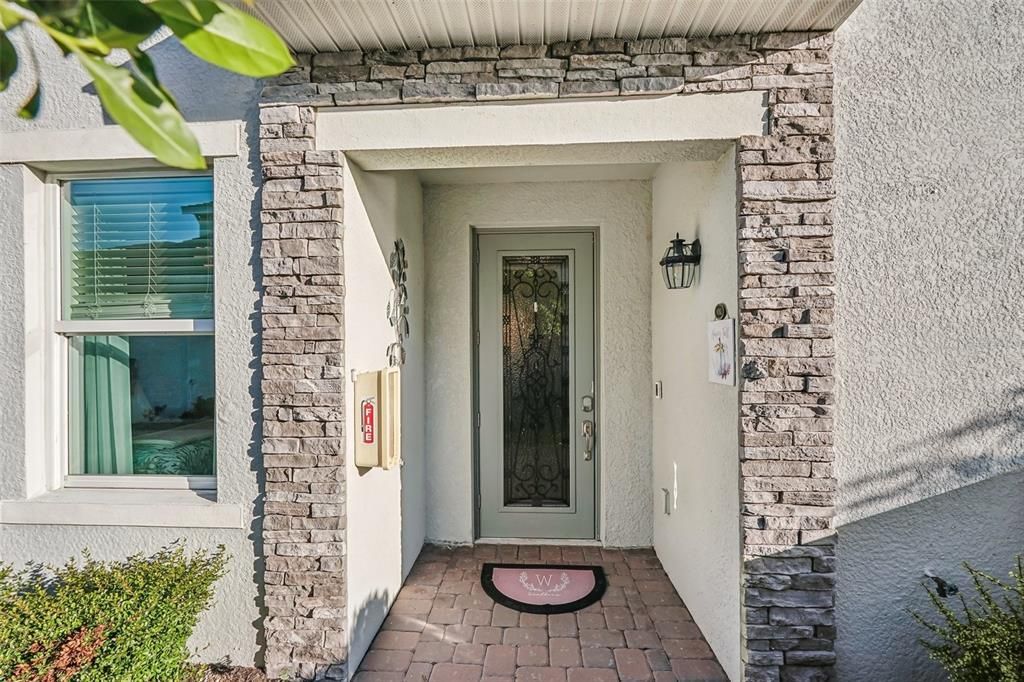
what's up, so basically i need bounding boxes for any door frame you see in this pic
[472,224,602,542]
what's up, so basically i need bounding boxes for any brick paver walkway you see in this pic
[355,544,728,682]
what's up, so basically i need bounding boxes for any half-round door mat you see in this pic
[481,563,607,614]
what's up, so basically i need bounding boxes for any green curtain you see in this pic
[83,336,134,474]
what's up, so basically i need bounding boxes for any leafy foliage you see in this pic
[0,0,294,168]
[0,544,228,681]
[913,556,1024,682]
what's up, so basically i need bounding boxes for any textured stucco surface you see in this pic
[0,29,253,131]
[651,153,741,681]
[0,30,263,664]
[837,471,1024,680]
[423,180,653,547]
[0,166,31,500]
[833,0,1024,679]
[343,162,425,675]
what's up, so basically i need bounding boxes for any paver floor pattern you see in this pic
[355,544,728,682]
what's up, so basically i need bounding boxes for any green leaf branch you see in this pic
[0,0,294,168]
[912,557,1024,681]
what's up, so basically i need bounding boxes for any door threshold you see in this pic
[476,537,602,546]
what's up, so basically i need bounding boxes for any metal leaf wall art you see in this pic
[386,239,409,366]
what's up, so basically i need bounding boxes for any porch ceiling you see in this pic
[346,140,733,173]
[239,0,862,53]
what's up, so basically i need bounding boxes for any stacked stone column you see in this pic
[737,33,837,682]
[258,102,347,681]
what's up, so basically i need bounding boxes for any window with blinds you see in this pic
[60,174,217,482]
[63,176,214,320]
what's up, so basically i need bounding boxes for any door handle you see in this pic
[581,419,594,461]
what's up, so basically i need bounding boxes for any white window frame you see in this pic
[49,169,217,492]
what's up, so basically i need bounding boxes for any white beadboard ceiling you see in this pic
[239,0,862,53]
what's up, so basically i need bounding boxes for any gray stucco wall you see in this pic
[652,155,741,680]
[423,180,654,548]
[0,29,252,131]
[0,29,263,665]
[833,1,1024,679]
[0,166,30,500]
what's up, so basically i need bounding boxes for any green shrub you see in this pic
[0,544,227,681]
[913,556,1024,682]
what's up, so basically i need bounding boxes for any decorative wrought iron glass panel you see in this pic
[502,255,571,507]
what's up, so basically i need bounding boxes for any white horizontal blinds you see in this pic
[66,176,214,320]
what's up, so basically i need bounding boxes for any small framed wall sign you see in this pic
[708,318,736,385]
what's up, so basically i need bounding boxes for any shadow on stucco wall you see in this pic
[839,387,1024,521]
[742,389,1024,680]
[836,469,1024,681]
[349,590,393,675]
[242,88,268,669]
[834,389,1024,681]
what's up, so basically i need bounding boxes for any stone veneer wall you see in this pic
[259,33,836,682]
[258,105,348,680]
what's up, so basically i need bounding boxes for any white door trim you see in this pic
[471,225,598,540]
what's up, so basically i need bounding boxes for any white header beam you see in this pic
[318,93,766,170]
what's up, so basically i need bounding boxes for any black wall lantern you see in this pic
[659,233,701,289]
